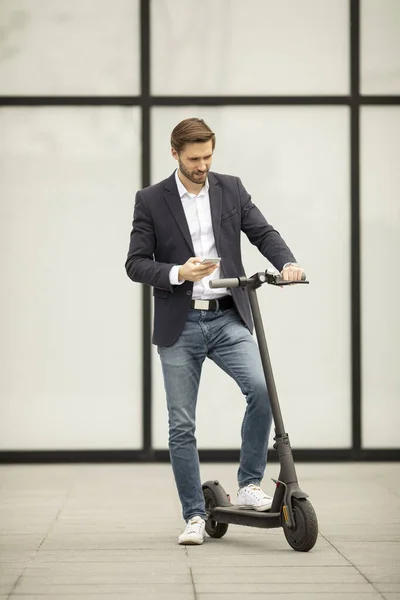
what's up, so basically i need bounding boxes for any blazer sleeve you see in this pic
[125,191,175,291]
[238,178,297,271]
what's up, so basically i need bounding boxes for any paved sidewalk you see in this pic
[0,462,399,599]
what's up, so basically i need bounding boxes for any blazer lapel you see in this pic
[164,174,194,254]
[208,173,222,254]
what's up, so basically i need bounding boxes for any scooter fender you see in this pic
[202,480,232,507]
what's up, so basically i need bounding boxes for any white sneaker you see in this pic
[237,484,273,512]
[178,516,206,545]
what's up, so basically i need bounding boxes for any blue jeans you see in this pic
[158,307,273,522]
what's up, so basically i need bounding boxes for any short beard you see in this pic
[178,160,207,185]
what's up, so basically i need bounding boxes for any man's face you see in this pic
[172,141,213,185]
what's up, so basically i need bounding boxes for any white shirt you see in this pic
[169,170,229,299]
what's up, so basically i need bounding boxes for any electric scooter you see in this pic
[202,269,318,552]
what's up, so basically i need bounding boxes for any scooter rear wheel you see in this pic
[203,487,229,539]
[282,497,318,552]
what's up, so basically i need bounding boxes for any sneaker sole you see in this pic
[178,537,205,545]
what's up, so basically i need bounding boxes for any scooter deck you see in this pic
[210,505,282,529]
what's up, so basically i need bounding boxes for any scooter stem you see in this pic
[247,287,285,435]
[248,286,302,496]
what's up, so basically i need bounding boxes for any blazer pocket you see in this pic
[221,206,238,221]
[153,288,169,298]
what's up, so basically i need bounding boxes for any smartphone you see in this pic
[201,257,221,265]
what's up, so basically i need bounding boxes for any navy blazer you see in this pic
[125,171,296,346]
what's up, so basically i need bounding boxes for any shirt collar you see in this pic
[175,169,209,198]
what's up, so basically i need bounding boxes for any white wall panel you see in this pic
[0,0,140,95]
[151,0,349,96]
[151,106,351,449]
[361,0,400,94]
[361,108,400,448]
[0,107,142,449]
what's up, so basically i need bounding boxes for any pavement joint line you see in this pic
[319,531,386,599]
[184,546,198,600]
[0,581,384,585]
[0,593,390,597]
[386,486,400,500]
[6,482,74,597]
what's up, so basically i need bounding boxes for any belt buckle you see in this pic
[193,299,210,310]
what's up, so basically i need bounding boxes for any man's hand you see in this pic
[178,257,219,282]
[281,263,304,282]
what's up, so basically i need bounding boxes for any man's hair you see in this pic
[171,118,216,153]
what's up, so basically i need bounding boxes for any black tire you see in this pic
[282,498,318,552]
[203,487,229,539]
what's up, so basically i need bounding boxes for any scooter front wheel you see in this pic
[282,498,318,552]
[203,487,229,539]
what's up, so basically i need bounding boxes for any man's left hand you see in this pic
[281,263,304,282]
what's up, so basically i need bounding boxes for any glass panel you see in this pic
[361,0,400,94]
[151,0,349,96]
[151,106,351,449]
[361,107,400,448]
[0,107,142,449]
[0,0,140,95]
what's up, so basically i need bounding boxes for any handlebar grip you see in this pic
[209,278,240,289]
[266,270,308,285]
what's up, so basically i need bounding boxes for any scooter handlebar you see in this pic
[209,271,308,289]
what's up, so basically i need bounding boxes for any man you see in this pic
[125,118,303,545]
